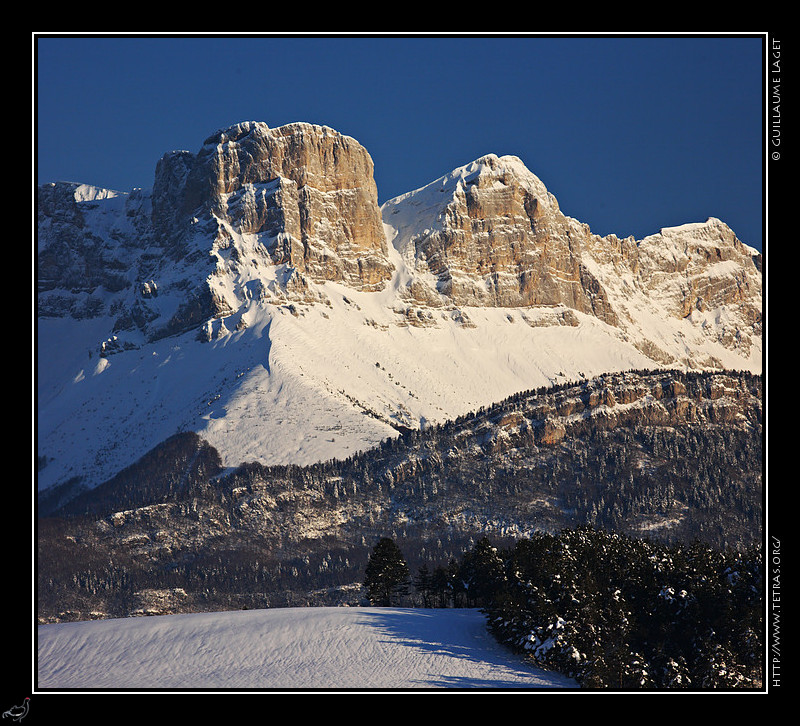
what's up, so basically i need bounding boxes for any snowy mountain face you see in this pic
[36,121,763,498]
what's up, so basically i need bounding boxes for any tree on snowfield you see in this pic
[364,537,411,606]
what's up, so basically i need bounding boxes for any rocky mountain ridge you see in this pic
[38,122,763,346]
[37,121,763,498]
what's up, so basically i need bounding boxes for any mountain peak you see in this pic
[37,121,762,495]
[201,120,353,149]
[392,152,553,202]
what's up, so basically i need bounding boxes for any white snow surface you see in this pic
[37,607,577,690]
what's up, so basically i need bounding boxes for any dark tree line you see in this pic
[365,529,764,690]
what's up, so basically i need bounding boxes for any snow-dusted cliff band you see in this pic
[37,121,762,495]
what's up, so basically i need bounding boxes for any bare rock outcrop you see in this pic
[383,153,762,362]
[163,121,394,292]
[383,155,620,324]
[37,182,150,319]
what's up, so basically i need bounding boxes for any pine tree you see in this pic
[431,564,453,607]
[363,537,411,606]
[459,537,506,607]
[413,563,433,607]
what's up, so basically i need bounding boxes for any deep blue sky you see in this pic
[36,34,764,250]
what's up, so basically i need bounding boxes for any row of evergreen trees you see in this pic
[363,527,763,690]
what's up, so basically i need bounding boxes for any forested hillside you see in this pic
[38,369,762,627]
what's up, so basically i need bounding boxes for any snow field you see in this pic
[37,607,577,690]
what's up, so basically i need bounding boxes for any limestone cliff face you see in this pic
[161,121,393,291]
[582,215,763,362]
[38,122,397,342]
[632,217,762,318]
[383,155,619,324]
[142,122,396,340]
[383,153,762,364]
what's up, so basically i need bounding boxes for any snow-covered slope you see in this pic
[36,124,762,497]
[37,607,577,690]
[35,266,691,493]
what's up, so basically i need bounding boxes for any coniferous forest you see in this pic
[361,529,763,689]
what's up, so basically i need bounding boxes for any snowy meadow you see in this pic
[37,606,577,691]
